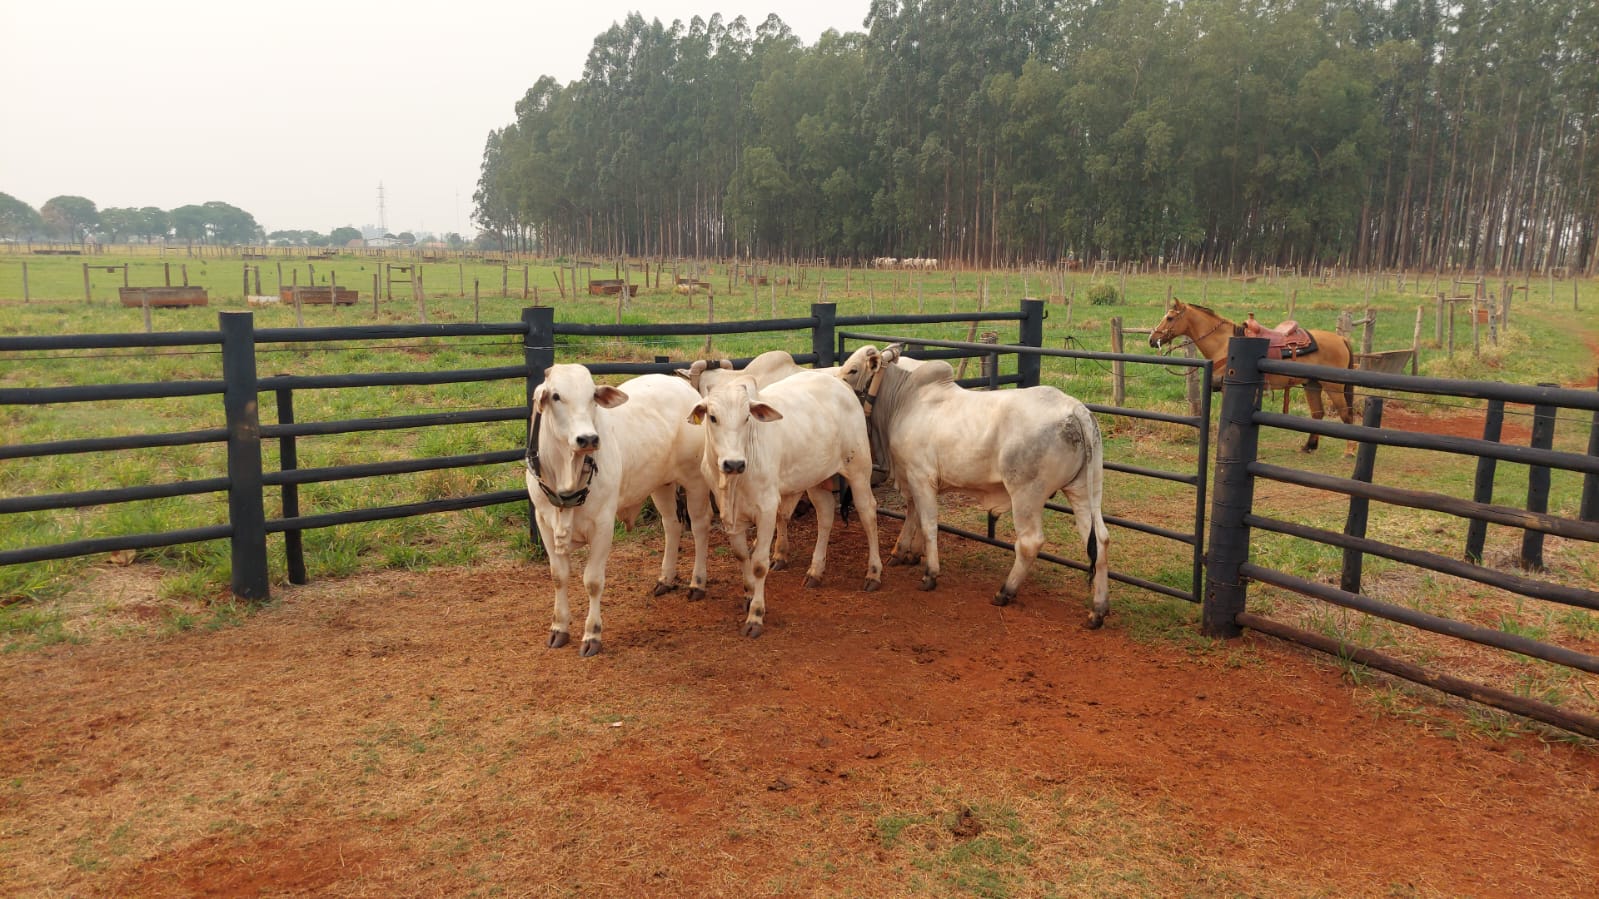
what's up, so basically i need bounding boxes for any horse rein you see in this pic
[525,410,597,508]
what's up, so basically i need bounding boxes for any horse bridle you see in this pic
[525,410,597,508]
[1156,308,1229,353]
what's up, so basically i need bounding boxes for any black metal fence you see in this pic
[2,299,1209,612]
[1204,336,1599,738]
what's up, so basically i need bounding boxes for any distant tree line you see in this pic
[0,194,269,245]
[473,0,1599,273]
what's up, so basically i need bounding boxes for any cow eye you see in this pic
[709,414,718,424]
[550,392,561,403]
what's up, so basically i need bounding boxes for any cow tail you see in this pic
[675,485,691,526]
[837,474,854,525]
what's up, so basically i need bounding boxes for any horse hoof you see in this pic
[770,558,788,572]
[547,630,570,649]
[803,575,822,588]
[864,578,881,593]
[992,590,1015,607]
[919,575,937,592]
[687,587,706,602]
[741,621,764,639]
[652,581,675,597]
[580,638,602,657]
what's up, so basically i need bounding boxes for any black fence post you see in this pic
[277,385,307,585]
[523,306,556,552]
[812,302,836,368]
[1340,397,1384,594]
[1018,298,1044,388]
[1202,335,1269,638]
[1582,376,1599,523]
[1464,399,1505,563]
[1519,385,1558,570]
[220,311,269,602]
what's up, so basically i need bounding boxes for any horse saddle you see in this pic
[1244,315,1318,358]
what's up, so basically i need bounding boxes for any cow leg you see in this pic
[743,508,778,638]
[802,484,836,588]
[684,483,713,601]
[1301,380,1325,452]
[908,482,942,591]
[649,486,684,597]
[1063,477,1111,629]
[578,526,613,657]
[890,492,924,566]
[771,492,801,571]
[993,492,1046,607]
[538,510,574,650]
[841,460,883,592]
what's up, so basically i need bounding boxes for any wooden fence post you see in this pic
[1582,376,1599,523]
[220,311,269,602]
[276,385,307,585]
[1110,316,1126,407]
[82,263,91,303]
[21,262,28,302]
[1202,335,1269,638]
[811,302,836,368]
[1519,387,1558,570]
[1464,399,1506,562]
[1340,397,1384,594]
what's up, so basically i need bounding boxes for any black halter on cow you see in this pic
[838,344,1111,628]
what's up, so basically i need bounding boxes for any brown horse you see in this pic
[1147,298,1357,455]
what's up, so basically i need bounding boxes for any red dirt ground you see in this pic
[3,513,1597,897]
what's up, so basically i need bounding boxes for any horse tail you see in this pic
[1342,335,1356,409]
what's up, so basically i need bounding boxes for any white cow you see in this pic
[679,350,842,571]
[837,344,1111,627]
[689,370,884,637]
[678,350,804,397]
[525,365,714,656]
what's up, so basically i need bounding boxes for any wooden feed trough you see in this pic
[119,286,208,308]
[1355,349,1415,375]
[674,278,713,295]
[588,279,639,297]
[279,286,358,306]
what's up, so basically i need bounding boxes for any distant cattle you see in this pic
[837,344,1110,627]
[525,365,713,656]
[689,370,883,637]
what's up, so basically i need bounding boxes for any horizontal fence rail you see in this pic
[1208,335,1599,739]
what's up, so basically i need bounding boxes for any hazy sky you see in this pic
[1,0,871,237]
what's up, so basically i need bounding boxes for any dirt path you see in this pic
[3,515,1596,897]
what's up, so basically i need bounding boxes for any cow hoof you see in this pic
[580,638,602,657]
[770,558,788,572]
[804,575,822,588]
[919,574,937,592]
[741,621,764,639]
[1299,444,1319,454]
[652,580,675,597]
[547,630,570,649]
[1084,611,1106,630]
[992,590,1015,607]
[687,587,706,602]
[886,555,906,567]
[864,578,881,593]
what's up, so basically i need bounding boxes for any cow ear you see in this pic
[594,386,629,408]
[672,368,693,382]
[688,403,707,425]
[749,402,784,423]
[532,383,550,414]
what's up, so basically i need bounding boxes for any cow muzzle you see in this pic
[720,459,746,475]
[574,433,599,451]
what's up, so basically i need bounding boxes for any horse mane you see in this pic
[1181,300,1228,322]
